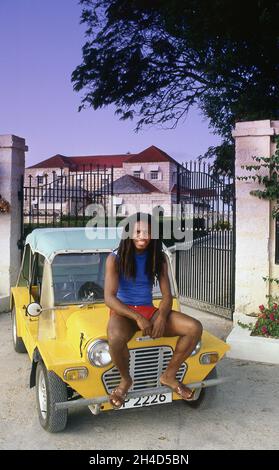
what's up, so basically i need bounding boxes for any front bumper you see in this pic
[55,376,230,411]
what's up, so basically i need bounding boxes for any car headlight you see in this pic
[199,352,219,364]
[87,340,112,367]
[190,340,201,356]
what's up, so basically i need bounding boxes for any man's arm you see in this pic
[150,254,173,339]
[157,254,173,318]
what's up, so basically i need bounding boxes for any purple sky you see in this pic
[0,0,221,167]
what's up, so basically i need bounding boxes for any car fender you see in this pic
[10,287,25,310]
[30,339,65,388]
[10,289,23,338]
[30,347,43,388]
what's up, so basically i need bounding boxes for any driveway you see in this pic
[0,305,278,450]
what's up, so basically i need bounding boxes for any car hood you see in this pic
[65,304,110,353]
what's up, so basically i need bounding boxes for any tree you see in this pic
[72,0,279,173]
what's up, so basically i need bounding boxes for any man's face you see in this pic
[132,221,151,250]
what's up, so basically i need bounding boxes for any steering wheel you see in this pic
[77,281,104,302]
[54,282,75,302]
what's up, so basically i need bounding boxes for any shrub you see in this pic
[238,300,279,339]
[250,302,279,338]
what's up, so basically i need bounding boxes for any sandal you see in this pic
[174,382,195,401]
[109,387,128,409]
[160,380,195,401]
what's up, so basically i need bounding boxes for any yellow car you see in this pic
[11,227,229,432]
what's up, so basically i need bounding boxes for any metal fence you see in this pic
[18,159,235,317]
[175,161,235,319]
[18,165,114,249]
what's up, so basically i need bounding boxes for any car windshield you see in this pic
[52,253,108,305]
[52,251,174,305]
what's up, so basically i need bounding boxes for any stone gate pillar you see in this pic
[227,120,279,362]
[232,120,277,319]
[0,135,27,312]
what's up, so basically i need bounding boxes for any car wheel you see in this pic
[35,361,68,433]
[11,306,27,353]
[184,367,218,409]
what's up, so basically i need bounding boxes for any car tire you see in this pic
[184,367,218,409]
[35,361,68,433]
[11,306,27,353]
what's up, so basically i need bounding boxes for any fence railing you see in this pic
[19,165,114,248]
[175,161,235,318]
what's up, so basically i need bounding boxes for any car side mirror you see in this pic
[26,302,42,317]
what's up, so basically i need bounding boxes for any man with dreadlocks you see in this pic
[104,212,203,409]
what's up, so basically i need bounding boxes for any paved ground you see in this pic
[1,305,278,450]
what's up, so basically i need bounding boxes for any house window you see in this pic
[115,204,126,216]
[276,216,279,264]
[115,204,122,214]
[133,171,141,178]
[37,175,44,184]
[150,171,158,180]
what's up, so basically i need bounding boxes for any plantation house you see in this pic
[25,145,214,217]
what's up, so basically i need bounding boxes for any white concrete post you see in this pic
[232,120,276,320]
[226,120,279,363]
[0,135,28,312]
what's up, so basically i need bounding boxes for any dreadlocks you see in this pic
[116,212,165,284]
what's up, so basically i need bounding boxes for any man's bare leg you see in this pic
[157,311,203,397]
[107,314,138,407]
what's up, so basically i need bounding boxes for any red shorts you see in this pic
[110,304,158,320]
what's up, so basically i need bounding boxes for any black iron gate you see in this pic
[175,161,235,319]
[18,165,114,250]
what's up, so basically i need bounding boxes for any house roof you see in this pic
[68,154,132,170]
[125,145,178,166]
[28,154,133,170]
[28,154,75,169]
[27,146,180,170]
[110,174,161,194]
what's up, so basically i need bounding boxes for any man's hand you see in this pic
[136,315,153,336]
[151,315,167,339]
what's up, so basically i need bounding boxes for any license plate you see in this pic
[120,392,172,410]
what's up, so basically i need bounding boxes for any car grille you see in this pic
[102,346,187,393]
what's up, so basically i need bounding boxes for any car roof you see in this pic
[25,227,124,262]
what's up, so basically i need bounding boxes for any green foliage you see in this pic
[72,1,279,173]
[238,276,279,338]
[237,321,253,330]
[198,142,235,176]
[212,220,231,231]
[250,302,279,339]
[262,276,279,287]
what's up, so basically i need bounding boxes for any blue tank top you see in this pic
[112,250,153,306]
